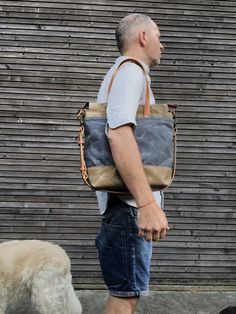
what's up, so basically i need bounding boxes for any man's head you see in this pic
[115,13,164,67]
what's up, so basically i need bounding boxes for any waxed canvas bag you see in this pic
[77,58,177,193]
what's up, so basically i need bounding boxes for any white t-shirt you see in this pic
[96,56,163,214]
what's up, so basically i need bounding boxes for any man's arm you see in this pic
[107,124,169,242]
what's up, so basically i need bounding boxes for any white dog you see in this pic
[0,240,82,314]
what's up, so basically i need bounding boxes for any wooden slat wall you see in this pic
[0,0,235,289]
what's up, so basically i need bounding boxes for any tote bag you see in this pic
[77,58,177,193]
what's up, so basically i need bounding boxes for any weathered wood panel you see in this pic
[0,0,235,289]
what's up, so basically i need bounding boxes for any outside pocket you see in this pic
[96,222,128,288]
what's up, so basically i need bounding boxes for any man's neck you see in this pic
[122,50,150,68]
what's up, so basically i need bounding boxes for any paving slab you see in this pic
[77,287,236,314]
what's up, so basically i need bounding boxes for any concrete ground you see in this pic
[78,286,236,314]
[5,286,236,314]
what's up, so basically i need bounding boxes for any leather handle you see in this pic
[107,58,150,117]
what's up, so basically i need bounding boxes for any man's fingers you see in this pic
[138,228,146,238]
[160,228,167,239]
[144,230,153,241]
[152,231,160,242]
[138,229,153,241]
[152,228,167,241]
[139,228,168,242]
[139,225,169,241]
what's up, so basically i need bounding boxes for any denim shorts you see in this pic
[95,196,152,297]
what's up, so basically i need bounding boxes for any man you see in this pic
[95,13,169,314]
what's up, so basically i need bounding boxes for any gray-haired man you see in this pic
[95,14,168,314]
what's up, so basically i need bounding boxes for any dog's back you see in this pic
[0,240,70,284]
[0,240,82,314]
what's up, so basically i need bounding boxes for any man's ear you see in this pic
[138,31,148,47]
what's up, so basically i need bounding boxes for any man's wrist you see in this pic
[138,199,156,209]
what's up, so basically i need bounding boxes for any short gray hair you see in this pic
[115,13,153,53]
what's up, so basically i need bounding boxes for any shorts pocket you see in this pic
[95,222,128,289]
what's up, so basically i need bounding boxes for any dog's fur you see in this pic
[0,240,82,314]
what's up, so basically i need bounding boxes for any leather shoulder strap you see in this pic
[107,57,150,117]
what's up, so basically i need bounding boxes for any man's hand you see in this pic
[137,202,169,242]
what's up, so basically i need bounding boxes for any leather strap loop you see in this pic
[107,57,151,117]
[77,126,94,190]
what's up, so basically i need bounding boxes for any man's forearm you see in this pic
[107,125,155,207]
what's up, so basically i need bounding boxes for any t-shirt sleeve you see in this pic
[107,63,145,129]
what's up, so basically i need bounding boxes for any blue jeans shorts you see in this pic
[95,196,152,297]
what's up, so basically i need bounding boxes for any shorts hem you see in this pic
[109,290,149,297]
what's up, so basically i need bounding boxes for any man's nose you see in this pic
[160,43,164,51]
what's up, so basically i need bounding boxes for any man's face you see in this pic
[146,22,164,67]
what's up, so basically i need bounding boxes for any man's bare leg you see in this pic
[103,296,139,314]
